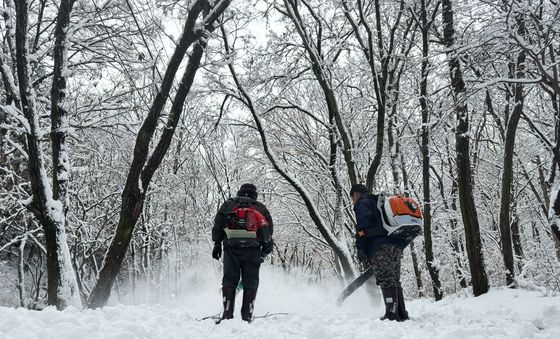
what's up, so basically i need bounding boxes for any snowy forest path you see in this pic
[1,268,559,339]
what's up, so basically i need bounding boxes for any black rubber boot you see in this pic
[397,287,409,321]
[380,287,401,321]
[241,289,257,322]
[220,287,236,322]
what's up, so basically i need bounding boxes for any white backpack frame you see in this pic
[376,193,423,243]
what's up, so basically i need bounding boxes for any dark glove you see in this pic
[357,248,369,264]
[212,242,222,260]
[261,240,273,256]
[259,240,273,263]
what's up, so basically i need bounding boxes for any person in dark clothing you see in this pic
[212,183,273,323]
[350,184,409,321]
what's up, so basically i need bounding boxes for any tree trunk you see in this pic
[364,0,389,191]
[409,241,424,297]
[546,16,560,258]
[510,211,523,271]
[50,0,76,213]
[449,179,469,289]
[17,234,27,308]
[15,0,81,309]
[498,10,526,287]
[555,237,560,261]
[441,0,489,296]
[435,146,468,289]
[420,0,442,301]
[399,137,424,296]
[86,0,232,309]
[550,181,560,260]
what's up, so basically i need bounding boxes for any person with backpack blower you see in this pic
[212,183,274,323]
[350,184,420,322]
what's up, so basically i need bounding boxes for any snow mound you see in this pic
[0,267,559,338]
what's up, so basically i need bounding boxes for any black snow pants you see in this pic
[222,245,262,290]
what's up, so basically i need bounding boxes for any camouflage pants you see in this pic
[370,244,403,289]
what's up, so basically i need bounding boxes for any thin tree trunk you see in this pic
[498,9,526,287]
[448,174,468,289]
[17,234,27,308]
[433,141,468,289]
[441,0,489,296]
[2,0,19,89]
[546,25,560,257]
[399,139,424,296]
[86,0,232,309]
[364,0,389,190]
[510,210,523,271]
[409,241,424,297]
[131,242,137,304]
[420,0,442,301]
[430,143,467,289]
[535,155,550,211]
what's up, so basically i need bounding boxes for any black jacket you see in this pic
[353,194,406,254]
[212,197,273,244]
[354,194,384,233]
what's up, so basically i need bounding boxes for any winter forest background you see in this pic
[1,0,560,311]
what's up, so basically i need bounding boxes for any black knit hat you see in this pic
[237,183,258,199]
[350,184,368,196]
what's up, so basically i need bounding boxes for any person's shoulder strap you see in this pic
[376,193,389,225]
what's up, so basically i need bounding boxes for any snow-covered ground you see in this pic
[1,267,559,339]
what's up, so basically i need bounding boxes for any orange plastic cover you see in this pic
[388,196,422,218]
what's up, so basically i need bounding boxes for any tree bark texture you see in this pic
[15,0,81,309]
[420,0,442,301]
[498,9,526,287]
[442,0,489,296]
[546,16,560,253]
[17,234,27,308]
[50,0,76,212]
